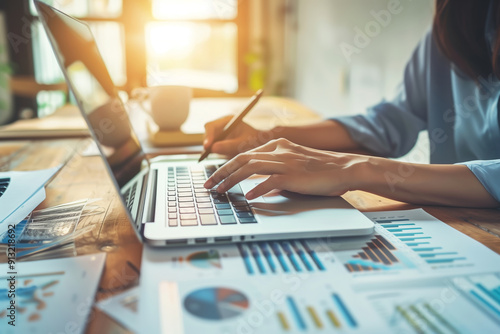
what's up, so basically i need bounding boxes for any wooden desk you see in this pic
[1,136,500,333]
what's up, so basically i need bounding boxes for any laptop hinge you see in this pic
[144,169,158,223]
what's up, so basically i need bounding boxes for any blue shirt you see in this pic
[334,19,500,203]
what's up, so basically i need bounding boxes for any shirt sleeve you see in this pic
[333,32,432,158]
[458,160,500,203]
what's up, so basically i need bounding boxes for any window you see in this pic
[28,0,252,117]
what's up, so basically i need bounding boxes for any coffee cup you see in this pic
[133,85,192,131]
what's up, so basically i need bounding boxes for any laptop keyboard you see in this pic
[167,165,257,227]
[0,177,10,199]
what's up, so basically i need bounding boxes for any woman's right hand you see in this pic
[203,115,275,158]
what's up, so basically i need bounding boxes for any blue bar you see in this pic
[425,257,466,264]
[286,297,307,330]
[301,241,326,271]
[406,242,430,246]
[291,242,313,271]
[393,232,424,237]
[271,242,290,273]
[470,290,500,317]
[381,223,415,228]
[259,243,276,273]
[237,245,254,275]
[376,219,410,224]
[250,244,266,274]
[419,252,458,258]
[399,237,432,241]
[332,293,357,328]
[282,242,302,272]
[477,283,500,306]
[413,247,442,252]
[386,228,422,232]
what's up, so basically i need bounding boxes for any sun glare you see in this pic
[146,23,211,58]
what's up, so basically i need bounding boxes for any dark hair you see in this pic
[433,0,500,79]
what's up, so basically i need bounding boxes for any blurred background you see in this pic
[0,0,433,125]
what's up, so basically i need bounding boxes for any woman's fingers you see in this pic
[216,160,287,193]
[203,115,233,148]
[246,175,285,200]
[205,151,286,188]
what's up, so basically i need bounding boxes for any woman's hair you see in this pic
[433,0,500,79]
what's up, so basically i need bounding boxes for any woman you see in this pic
[203,0,500,208]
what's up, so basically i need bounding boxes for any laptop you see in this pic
[35,1,374,247]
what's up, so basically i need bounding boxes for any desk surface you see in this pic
[1,137,500,333]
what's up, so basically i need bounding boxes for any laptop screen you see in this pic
[35,1,148,189]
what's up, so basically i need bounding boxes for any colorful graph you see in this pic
[0,271,65,322]
[276,293,358,331]
[452,273,500,319]
[238,240,326,275]
[186,250,222,269]
[183,287,249,320]
[375,218,469,266]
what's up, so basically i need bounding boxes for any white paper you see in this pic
[0,253,106,334]
[139,209,500,334]
[0,165,61,235]
[96,287,139,333]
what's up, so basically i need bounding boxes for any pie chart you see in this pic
[187,250,222,269]
[183,287,249,320]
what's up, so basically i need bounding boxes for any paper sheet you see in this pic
[96,287,139,333]
[139,209,500,333]
[0,253,106,334]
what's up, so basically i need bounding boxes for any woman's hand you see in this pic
[203,138,368,200]
[203,115,275,158]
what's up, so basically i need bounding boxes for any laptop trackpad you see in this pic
[239,176,352,217]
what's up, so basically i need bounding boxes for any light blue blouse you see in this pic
[334,19,500,203]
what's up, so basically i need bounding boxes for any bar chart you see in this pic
[237,240,327,275]
[375,218,468,267]
[367,274,500,334]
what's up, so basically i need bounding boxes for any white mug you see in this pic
[133,85,192,131]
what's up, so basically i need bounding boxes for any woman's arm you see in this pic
[204,117,362,157]
[204,139,499,208]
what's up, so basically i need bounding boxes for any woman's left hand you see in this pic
[203,138,368,200]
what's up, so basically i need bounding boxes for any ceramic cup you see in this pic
[133,85,192,131]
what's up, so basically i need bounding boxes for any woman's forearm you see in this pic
[272,120,362,151]
[356,157,499,207]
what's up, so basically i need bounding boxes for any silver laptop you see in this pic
[36,1,374,247]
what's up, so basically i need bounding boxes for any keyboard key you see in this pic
[168,202,177,207]
[239,217,257,224]
[177,184,191,188]
[219,215,237,224]
[177,180,191,184]
[167,191,176,196]
[198,208,214,214]
[195,188,209,193]
[168,219,178,227]
[196,197,211,203]
[179,197,194,202]
[197,202,213,208]
[181,219,198,226]
[180,214,197,220]
[200,214,217,225]
[236,212,254,218]
[217,209,234,216]
[168,187,175,191]
[231,201,248,207]
[213,197,229,204]
[179,193,193,197]
[215,203,231,209]
[168,213,177,219]
[180,208,195,214]
[179,202,194,208]
[168,207,177,213]
[234,206,250,212]
[195,193,209,198]
[168,182,175,187]
[168,196,176,201]
[178,189,192,193]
